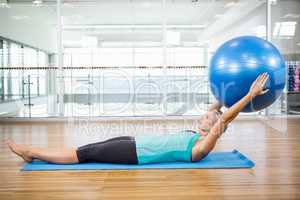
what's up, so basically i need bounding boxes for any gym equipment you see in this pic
[209,36,286,112]
[22,150,254,171]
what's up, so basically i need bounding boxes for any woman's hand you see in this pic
[248,73,269,97]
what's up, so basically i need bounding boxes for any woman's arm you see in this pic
[192,73,269,161]
[208,101,223,112]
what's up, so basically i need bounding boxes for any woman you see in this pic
[6,73,269,165]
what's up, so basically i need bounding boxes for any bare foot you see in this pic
[6,140,33,163]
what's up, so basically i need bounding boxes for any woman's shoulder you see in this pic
[191,138,207,162]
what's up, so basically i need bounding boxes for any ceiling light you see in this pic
[279,25,296,36]
[101,41,161,48]
[63,24,206,30]
[12,15,30,20]
[63,40,81,47]
[182,42,202,47]
[283,13,300,19]
[32,0,43,6]
[273,21,297,37]
[225,1,236,8]
[63,2,74,8]
[0,3,8,7]
[0,0,9,8]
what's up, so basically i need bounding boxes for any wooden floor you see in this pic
[0,117,300,200]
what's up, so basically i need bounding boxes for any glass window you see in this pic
[38,51,46,95]
[0,40,4,101]
[10,43,22,99]
[3,42,9,100]
[272,0,300,115]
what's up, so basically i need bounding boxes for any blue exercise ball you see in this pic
[209,36,286,112]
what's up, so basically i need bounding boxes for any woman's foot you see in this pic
[5,140,33,163]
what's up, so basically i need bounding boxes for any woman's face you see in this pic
[198,111,219,136]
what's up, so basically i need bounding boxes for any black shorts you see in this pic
[76,136,138,164]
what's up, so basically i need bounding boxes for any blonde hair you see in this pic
[198,110,227,134]
[214,110,228,132]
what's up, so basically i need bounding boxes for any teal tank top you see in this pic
[135,130,200,165]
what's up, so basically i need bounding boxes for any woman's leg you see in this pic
[6,140,79,164]
[76,136,138,164]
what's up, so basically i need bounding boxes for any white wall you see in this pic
[198,2,265,53]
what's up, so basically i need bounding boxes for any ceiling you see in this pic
[4,0,248,48]
[6,0,233,26]
[1,0,300,54]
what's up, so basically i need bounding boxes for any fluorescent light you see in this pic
[63,2,74,8]
[32,0,43,6]
[63,40,82,47]
[167,25,206,29]
[225,1,236,8]
[166,31,181,45]
[101,41,161,47]
[12,15,30,20]
[279,25,296,36]
[0,3,8,7]
[282,21,297,26]
[63,24,206,30]
[63,37,98,48]
[134,42,161,47]
[0,0,9,8]
[283,13,300,19]
[273,21,297,37]
[182,41,203,47]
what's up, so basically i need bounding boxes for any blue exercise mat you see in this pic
[22,150,254,171]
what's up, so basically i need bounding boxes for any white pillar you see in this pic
[265,0,272,116]
[57,0,64,116]
[162,0,167,116]
[203,45,210,107]
[266,0,272,42]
